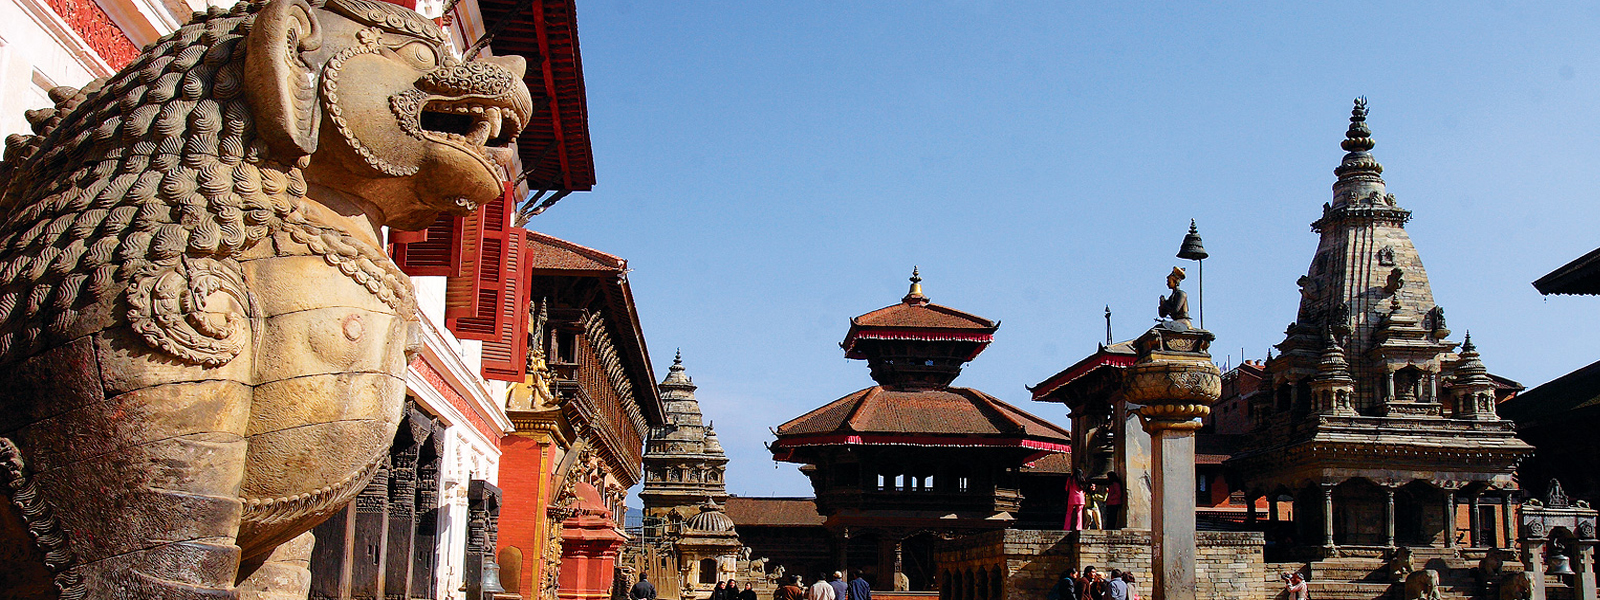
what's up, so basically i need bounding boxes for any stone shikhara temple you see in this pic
[1224,100,1534,561]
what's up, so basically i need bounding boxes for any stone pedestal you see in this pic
[1123,320,1220,600]
[1150,428,1197,600]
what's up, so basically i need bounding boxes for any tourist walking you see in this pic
[827,572,848,600]
[630,574,657,600]
[1065,471,1087,530]
[1047,568,1079,600]
[848,571,872,600]
[775,577,806,600]
[808,573,836,600]
[1119,573,1138,600]
[1284,573,1308,600]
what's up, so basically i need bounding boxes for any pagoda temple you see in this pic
[770,270,1071,591]
[1224,100,1534,560]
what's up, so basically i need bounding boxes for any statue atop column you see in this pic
[1158,266,1192,326]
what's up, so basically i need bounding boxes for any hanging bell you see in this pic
[1177,219,1207,261]
[483,559,509,594]
[1548,551,1576,576]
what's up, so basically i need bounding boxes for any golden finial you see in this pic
[903,266,928,305]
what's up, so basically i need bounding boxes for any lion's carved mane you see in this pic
[0,0,412,368]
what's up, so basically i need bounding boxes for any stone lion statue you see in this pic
[0,0,530,597]
[1404,569,1441,600]
[1499,570,1534,600]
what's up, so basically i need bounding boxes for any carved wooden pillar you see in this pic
[385,407,431,599]
[351,456,392,599]
[1385,488,1396,548]
[412,420,446,599]
[467,479,503,600]
[311,503,357,598]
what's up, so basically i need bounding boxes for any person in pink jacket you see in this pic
[1064,470,1087,530]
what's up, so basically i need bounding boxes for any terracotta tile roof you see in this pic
[1023,452,1074,474]
[775,386,1070,443]
[851,302,997,330]
[523,230,625,273]
[1029,341,1139,402]
[724,497,825,527]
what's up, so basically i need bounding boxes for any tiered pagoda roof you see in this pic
[772,270,1068,460]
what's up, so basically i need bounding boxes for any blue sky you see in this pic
[525,1,1600,497]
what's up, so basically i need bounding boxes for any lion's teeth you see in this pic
[469,120,492,146]
[486,108,503,141]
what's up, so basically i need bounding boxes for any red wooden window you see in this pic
[446,183,514,341]
[480,227,530,382]
[391,214,467,277]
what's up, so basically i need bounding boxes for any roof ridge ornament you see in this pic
[903,266,929,305]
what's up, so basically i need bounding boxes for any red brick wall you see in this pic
[498,435,553,597]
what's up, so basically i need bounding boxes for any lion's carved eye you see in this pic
[397,41,439,70]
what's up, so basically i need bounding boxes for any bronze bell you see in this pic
[1177,219,1207,260]
[1549,552,1576,576]
[483,560,509,594]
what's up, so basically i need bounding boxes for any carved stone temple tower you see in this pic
[641,352,730,520]
[637,353,742,596]
[1225,100,1534,557]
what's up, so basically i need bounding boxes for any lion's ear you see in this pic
[245,0,322,158]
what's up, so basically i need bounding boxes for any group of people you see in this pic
[1064,472,1124,531]
[1048,566,1139,600]
[772,571,871,600]
[710,580,758,600]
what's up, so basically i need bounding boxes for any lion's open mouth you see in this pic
[419,98,523,157]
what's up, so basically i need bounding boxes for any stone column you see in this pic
[1576,541,1597,600]
[1502,494,1514,549]
[1522,536,1548,600]
[1385,488,1396,548]
[1321,484,1336,552]
[1445,491,1456,548]
[1123,321,1221,600]
[1469,494,1482,548]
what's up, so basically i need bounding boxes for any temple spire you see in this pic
[903,266,929,305]
[1330,96,1390,210]
[1342,97,1375,152]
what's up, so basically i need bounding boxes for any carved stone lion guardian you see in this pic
[0,0,531,597]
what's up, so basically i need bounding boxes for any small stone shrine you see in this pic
[1515,480,1598,600]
